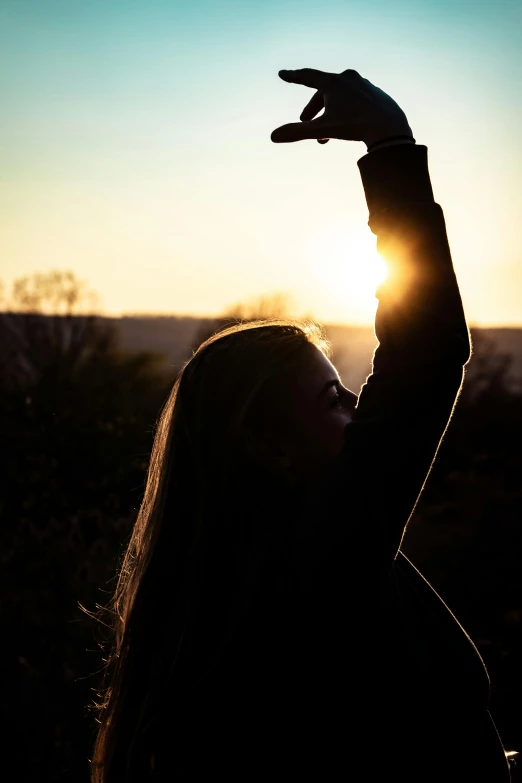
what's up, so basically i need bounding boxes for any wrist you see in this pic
[366,135,416,154]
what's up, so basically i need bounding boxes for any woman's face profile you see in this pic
[271,345,358,483]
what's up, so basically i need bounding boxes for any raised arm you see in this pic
[344,141,470,561]
[272,69,470,580]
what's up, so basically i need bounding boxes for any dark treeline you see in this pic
[1,306,521,781]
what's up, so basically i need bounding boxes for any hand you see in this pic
[271,68,413,147]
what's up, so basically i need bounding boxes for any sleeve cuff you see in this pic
[357,144,435,218]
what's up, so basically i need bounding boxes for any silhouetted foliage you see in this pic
[1,274,521,781]
[193,292,293,348]
[7,269,101,315]
[1,273,173,781]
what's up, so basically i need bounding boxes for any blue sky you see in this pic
[1,0,521,324]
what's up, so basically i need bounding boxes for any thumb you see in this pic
[271,118,326,143]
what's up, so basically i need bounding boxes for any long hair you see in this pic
[84,318,331,782]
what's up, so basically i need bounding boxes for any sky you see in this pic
[1,0,521,325]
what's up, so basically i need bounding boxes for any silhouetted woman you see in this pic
[88,68,511,781]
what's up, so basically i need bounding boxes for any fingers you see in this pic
[300,90,324,121]
[279,68,337,91]
[271,118,328,143]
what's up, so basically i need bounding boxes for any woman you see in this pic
[88,68,511,781]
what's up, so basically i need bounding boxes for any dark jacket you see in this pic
[153,144,510,782]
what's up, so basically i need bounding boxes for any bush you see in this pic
[0,309,172,781]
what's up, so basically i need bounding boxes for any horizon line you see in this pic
[2,310,522,330]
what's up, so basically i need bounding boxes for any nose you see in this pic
[345,389,358,413]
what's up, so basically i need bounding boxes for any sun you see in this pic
[309,224,389,323]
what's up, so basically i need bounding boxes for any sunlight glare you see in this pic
[309,224,389,323]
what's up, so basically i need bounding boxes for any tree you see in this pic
[0,270,104,391]
[7,269,100,315]
[193,292,294,349]
[0,270,173,781]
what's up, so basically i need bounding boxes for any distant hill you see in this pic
[111,316,378,392]
[111,316,522,394]
[2,312,521,395]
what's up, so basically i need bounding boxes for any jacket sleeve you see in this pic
[292,143,471,586]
